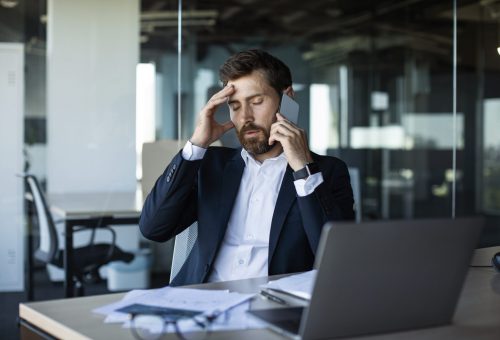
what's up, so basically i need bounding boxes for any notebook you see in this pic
[249,218,483,339]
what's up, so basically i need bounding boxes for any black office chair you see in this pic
[23,174,134,296]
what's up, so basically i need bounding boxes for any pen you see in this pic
[259,290,288,305]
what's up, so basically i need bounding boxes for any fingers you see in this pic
[268,130,286,145]
[270,114,302,143]
[205,96,229,112]
[221,120,235,133]
[271,114,312,170]
[209,85,235,105]
[269,113,308,151]
[202,85,235,116]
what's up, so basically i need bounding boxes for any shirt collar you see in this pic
[240,147,287,167]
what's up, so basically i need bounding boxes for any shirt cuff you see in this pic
[294,172,324,197]
[182,140,207,160]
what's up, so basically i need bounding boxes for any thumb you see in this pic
[221,120,235,133]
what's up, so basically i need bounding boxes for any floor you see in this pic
[0,264,170,340]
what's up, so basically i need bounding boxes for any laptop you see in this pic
[248,218,483,339]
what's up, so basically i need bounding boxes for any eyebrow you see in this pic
[227,93,264,106]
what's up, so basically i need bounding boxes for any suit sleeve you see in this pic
[139,151,200,242]
[297,158,355,254]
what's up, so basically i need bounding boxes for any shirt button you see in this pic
[238,259,244,265]
[246,234,254,240]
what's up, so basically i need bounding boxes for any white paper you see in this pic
[120,301,267,334]
[261,270,317,300]
[93,286,256,330]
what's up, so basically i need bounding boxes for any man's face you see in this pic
[227,71,280,155]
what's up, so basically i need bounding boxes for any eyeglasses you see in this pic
[129,309,223,340]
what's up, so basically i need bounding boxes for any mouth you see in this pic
[244,130,260,137]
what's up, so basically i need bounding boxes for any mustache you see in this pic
[239,122,266,135]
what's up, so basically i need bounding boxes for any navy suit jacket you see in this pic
[139,147,354,286]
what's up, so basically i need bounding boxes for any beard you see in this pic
[237,122,274,155]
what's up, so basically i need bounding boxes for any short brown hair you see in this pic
[219,49,292,96]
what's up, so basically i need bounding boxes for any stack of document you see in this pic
[93,286,264,333]
[260,270,317,301]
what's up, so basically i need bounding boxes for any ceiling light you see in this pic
[0,0,18,8]
[141,10,218,21]
[497,47,500,55]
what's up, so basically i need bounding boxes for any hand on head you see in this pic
[190,85,235,148]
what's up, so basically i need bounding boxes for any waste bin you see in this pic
[107,248,152,291]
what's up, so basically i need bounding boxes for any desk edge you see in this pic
[19,303,92,340]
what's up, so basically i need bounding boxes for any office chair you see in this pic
[347,167,362,223]
[141,139,221,282]
[23,174,134,296]
[170,223,198,283]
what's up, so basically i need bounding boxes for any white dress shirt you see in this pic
[182,141,323,282]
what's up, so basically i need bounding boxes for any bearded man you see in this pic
[139,49,355,286]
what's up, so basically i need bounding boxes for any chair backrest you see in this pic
[142,139,185,198]
[25,175,58,263]
[141,139,223,197]
[141,139,222,281]
[169,222,198,283]
[348,167,362,223]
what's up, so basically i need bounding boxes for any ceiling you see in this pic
[1,0,499,65]
[138,0,499,65]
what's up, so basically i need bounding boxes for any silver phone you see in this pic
[279,93,299,124]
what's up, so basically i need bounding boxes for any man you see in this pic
[139,49,354,286]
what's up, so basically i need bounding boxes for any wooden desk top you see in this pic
[19,276,283,340]
[48,191,143,219]
[19,268,500,340]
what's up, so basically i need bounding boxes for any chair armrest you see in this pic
[73,225,117,263]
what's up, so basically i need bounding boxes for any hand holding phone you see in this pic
[278,93,299,125]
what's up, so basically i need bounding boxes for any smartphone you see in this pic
[279,93,299,124]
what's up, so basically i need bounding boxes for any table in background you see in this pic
[18,268,500,339]
[48,191,143,297]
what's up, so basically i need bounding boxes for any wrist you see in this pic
[293,162,320,181]
[189,136,209,149]
[290,155,314,172]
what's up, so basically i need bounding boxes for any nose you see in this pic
[238,103,254,125]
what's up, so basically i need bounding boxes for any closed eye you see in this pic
[251,96,264,105]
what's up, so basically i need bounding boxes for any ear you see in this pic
[283,86,295,99]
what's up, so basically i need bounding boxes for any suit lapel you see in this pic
[268,166,296,262]
[214,151,245,249]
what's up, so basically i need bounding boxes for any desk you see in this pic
[48,191,143,298]
[18,268,500,339]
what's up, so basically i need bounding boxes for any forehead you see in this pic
[227,71,275,99]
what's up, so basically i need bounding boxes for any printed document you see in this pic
[260,270,317,300]
[93,286,264,333]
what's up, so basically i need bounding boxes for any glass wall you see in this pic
[454,0,500,216]
[455,0,500,245]
[143,0,465,221]
[4,0,499,246]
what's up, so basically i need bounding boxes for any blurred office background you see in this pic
[1,0,500,336]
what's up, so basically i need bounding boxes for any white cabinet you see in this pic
[0,43,25,292]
